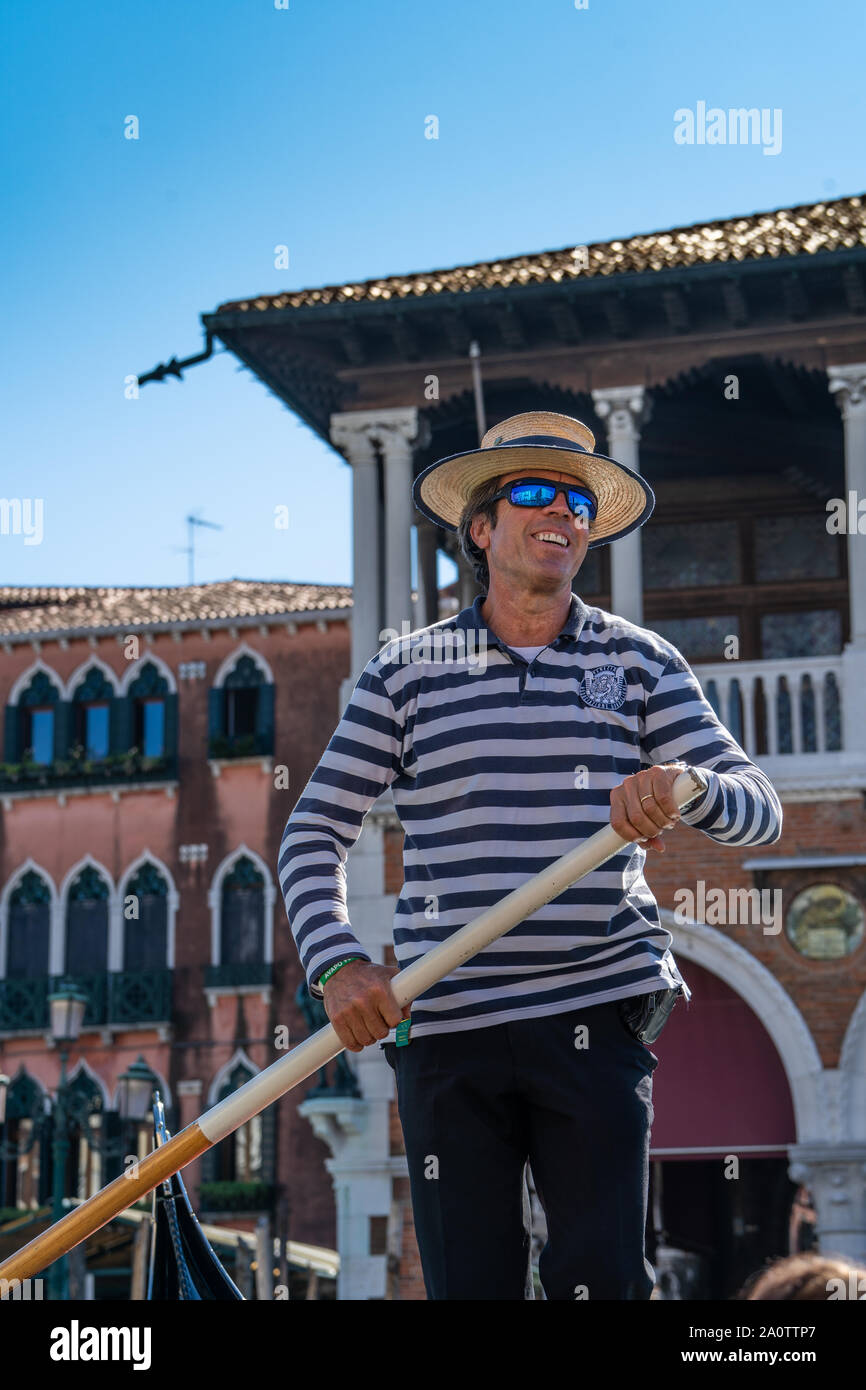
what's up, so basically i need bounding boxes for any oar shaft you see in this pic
[0,1125,210,1287]
[0,767,707,1286]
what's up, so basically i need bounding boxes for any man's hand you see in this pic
[322,960,411,1053]
[609,763,689,855]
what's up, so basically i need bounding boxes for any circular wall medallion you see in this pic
[785,883,865,961]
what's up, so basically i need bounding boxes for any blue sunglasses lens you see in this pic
[509,481,596,520]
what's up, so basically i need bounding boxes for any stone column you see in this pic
[591,386,651,625]
[331,408,429,704]
[828,365,866,758]
[789,1145,866,1265]
[376,408,429,637]
[416,517,440,627]
[331,413,383,699]
[296,802,400,1299]
[457,553,478,611]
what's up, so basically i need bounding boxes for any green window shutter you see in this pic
[208,688,225,738]
[260,1105,276,1183]
[38,1115,54,1204]
[200,1144,219,1184]
[163,693,178,759]
[54,701,73,759]
[110,695,132,755]
[4,704,20,762]
[102,1110,124,1183]
[256,683,275,754]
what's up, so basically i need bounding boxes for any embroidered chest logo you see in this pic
[579,664,627,711]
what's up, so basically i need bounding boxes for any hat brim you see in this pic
[412,442,654,547]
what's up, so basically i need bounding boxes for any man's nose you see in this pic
[544,492,572,515]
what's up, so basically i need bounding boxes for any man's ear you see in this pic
[470,514,489,550]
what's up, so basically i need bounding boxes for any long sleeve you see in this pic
[278,663,405,994]
[643,650,782,846]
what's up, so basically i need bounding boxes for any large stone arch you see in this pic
[662,910,826,1142]
[839,987,866,1143]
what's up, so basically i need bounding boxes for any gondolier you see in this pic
[278,409,783,1301]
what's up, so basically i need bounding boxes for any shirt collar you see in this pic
[454,591,589,650]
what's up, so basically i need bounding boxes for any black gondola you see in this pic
[147,1094,244,1300]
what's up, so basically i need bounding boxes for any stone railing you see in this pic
[692,656,843,757]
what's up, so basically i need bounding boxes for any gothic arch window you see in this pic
[201,1055,271,1189]
[65,1066,107,1201]
[6,869,51,978]
[5,669,62,765]
[0,1071,46,1209]
[216,1060,261,1182]
[65,864,110,975]
[209,650,274,758]
[123,661,177,760]
[122,861,168,971]
[220,856,265,967]
[71,667,117,760]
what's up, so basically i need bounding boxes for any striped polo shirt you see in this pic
[278,592,783,1039]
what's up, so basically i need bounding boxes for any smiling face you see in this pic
[469,467,592,595]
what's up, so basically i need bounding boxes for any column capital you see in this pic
[828,363,866,415]
[330,407,429,462]
[590,385,652,438]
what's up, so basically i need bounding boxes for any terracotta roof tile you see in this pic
[215,195,865,315]
[0,580,352,640]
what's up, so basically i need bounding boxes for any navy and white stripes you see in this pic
[278,593,782,1038]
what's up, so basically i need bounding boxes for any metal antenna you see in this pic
[178,513,223,584]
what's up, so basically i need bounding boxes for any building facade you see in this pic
[202,194,866,1298]
[2,193,865,1300]
[0,581,352,1296]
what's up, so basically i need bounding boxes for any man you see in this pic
[279,409,782,1301]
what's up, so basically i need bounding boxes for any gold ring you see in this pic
[639,794,654,803]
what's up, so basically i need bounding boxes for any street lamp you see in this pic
[46,981,88,1301]
[48,983,88,1046]
[117,1057,157,1122]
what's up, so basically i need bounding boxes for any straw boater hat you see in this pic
[412,410,654,548]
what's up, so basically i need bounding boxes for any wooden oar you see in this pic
[0,767,708,1287]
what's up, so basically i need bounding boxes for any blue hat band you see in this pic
[494,434,590,451]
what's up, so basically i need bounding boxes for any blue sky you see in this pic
[2,0,863,592]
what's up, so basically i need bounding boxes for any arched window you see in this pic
[123,862,168,971]
[6,670,61,765]
[126,662,172,758]
[65,865,110,976]
[208,653,274,758]
[72,668,114,760]
[200,1058,272,1196]
[217,1061,262,1183]
[6,870,51,978]
[220,856,265,967]
[0,1071,45,1210]
[65,1069,106,1201]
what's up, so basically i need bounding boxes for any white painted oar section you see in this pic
[200,766,708,1143]
[0,766,707,1284]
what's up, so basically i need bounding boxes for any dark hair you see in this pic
[456,475,503,591]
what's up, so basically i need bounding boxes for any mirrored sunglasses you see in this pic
[489,477,598,523]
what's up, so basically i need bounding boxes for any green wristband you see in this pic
[318,956,361,989]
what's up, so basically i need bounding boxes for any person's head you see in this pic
[457,467,592,596]
[737,1251,866,1301]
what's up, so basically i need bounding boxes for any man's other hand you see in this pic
[322,960,411,1053]
[610,762,689,855]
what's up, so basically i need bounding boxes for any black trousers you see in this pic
[382,998,658,1301]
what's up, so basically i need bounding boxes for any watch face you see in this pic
[785,883,865,961]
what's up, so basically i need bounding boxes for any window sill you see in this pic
[1,777,178,809]
[204,962,272,1007]
[208,755,273,778]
